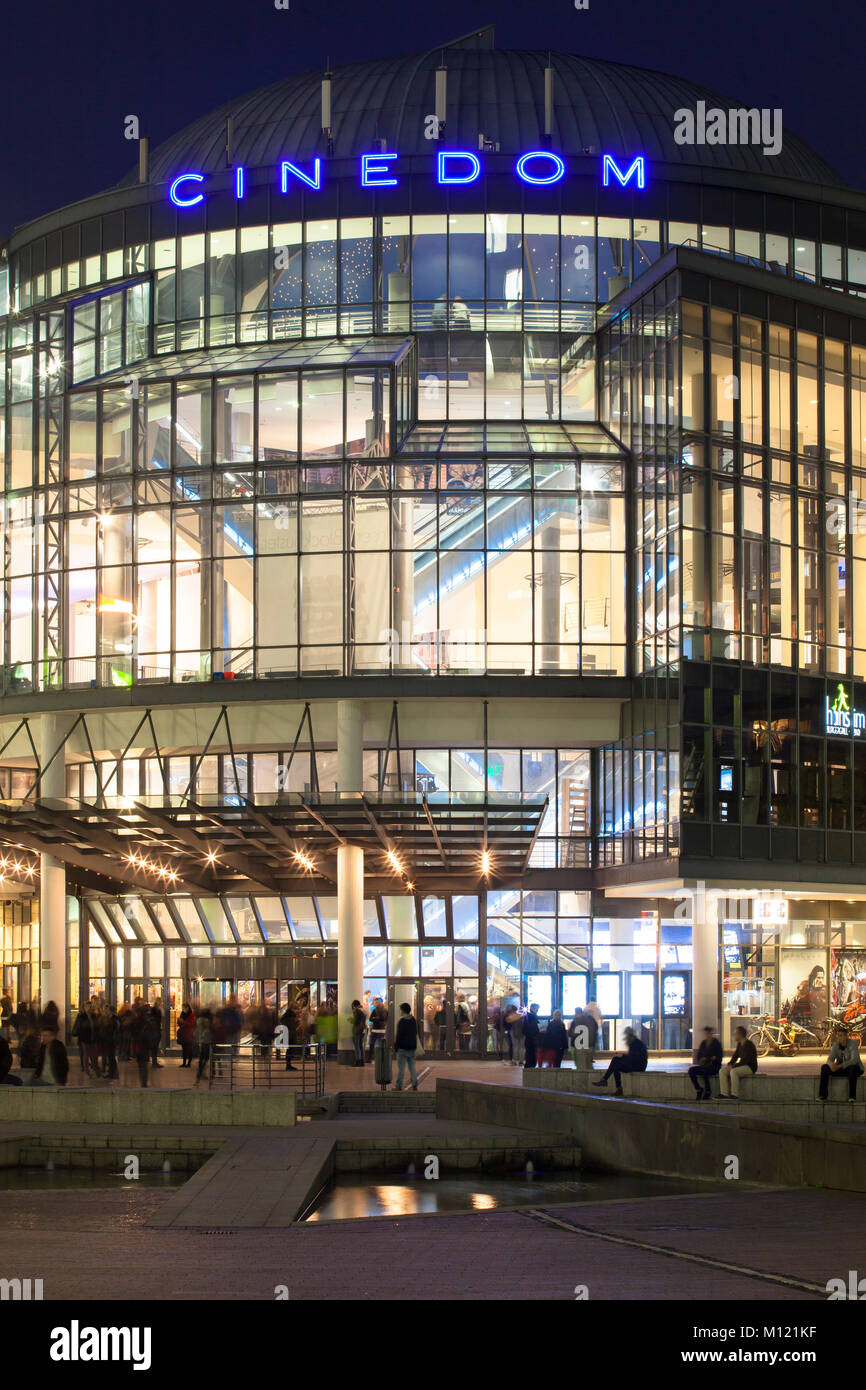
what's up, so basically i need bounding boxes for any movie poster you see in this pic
[779,951,827,1025]
[830,949,866,1026]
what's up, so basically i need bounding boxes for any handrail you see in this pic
[208,1040,326,1095]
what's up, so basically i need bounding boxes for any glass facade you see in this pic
[5,71,866,1057]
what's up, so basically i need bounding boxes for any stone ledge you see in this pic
[0,1088,296,1128]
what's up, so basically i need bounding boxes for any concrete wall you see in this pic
[525,1069,862,1103]
[436,1078,866,1194]
[0,1087,295,1127]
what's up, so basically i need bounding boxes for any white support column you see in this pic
[39,712,74,1022]
[691,880,720,1043]
[336,845,364,1063]
[336,700,364,1062]
[336,700,363,793]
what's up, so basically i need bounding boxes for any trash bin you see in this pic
[374,1037,392,1090]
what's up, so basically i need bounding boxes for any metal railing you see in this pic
[207,1041,326,1095]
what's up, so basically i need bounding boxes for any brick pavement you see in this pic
[0,1184,847,1300]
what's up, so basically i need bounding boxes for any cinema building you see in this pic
[2,28,866,1058]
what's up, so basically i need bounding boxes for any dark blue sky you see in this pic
[2,0,861,238]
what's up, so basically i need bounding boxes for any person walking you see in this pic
[688,1026,723,1100]
[194,1011,213,1085]
[819,1026,864,1102]
[177,1002,196,1068]
[523,1002,541,1069]
[393,1002,419,1091]
[585,998,604,1049]
[279,1003,298,1071]
[592,1027,648,1095]
[351,999,367,1066]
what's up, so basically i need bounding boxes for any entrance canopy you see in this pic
[0,791,548,896]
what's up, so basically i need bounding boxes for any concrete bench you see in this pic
[523,1068,862,1103]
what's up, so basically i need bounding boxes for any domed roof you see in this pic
[130,39,845,188]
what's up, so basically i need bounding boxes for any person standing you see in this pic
[434,1000,448,1052]
[0,989,12,1040]
[523,1002,541,1069]
[149,999,164,1069]
[454,993,473,1052]
[819,1026,864,1102]
[506,1005,524,1066]
[367,997,388,1061]
[39,1000,59,1035]
[718,1026,758,1098]
[393,1002,419,1091]
[177,1002,196,1068]
[542,1010,569,1067]
[351,999,367,1066]
[688,1026,723,1100]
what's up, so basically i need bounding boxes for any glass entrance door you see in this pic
[662,971,690,1049]
[419,979,451,1053]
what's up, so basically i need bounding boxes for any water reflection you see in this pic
[306,1171,713,1222]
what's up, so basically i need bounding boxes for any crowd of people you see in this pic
[0,988,341,1088]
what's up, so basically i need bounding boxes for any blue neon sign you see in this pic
[168,152,647,204]
[602,154,646,189]
[515,151,566,185]
[169,173,205,207]
[280,158,322,192]
[436,150,482,184]
[360,152,399,186]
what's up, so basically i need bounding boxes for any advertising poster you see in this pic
[830,949,866,1027]
[779,950,827,1025]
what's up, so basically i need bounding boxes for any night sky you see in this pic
[2,0,861,238]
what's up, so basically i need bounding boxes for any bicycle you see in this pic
[747,1015,813,1056]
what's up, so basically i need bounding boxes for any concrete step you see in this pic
[336,1091,437,1113]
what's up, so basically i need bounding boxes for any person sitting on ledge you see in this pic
[592,1026,648,1096]
[819,1026,864,1103]
[688,1026,723,1100]
[718,1025,758,1098]
[0,1035,21,1085]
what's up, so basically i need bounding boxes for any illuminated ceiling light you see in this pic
[405,881,415,893]
[204,849,219,866]
[387,849,402,872]
[480,849,492,877]
[24,865,35,877]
